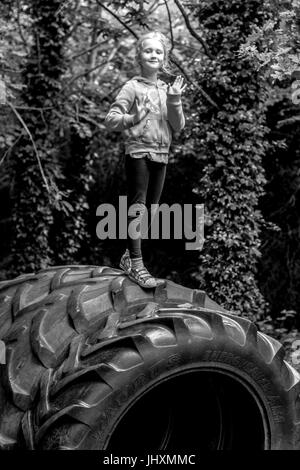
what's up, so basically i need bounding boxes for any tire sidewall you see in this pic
[80,337,296,450]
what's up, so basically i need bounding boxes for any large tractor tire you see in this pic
[0,265,299,450]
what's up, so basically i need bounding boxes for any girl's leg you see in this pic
[124,155,149,259]
[122,155,163,289]
[146,161,167,237]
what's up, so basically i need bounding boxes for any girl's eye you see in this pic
[144,49,163,54]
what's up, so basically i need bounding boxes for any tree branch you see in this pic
[95,0,139,39]
[164,0,175,54]
[64,19,84,41]
[7,102,50,193]
[77,112,106,130]
[150,1,166,14]
[148,0,164,14]
[68,38,109,61]
[276,115,300,128]
[13,105,53,111]
[62,1,86,41]
[170,53,219,109]
[0,131,24,165]
[88,6,102,83]
[173,0,213,60]
[16,0,29,54]
[97,46,119,78]
[169,53,190,80]
[63,47,119,89]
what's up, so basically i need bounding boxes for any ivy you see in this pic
[9,0,71,274]
[187,0,273,320]
[238,0,300,80]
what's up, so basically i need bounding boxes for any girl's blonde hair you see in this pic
[135,31,173,76]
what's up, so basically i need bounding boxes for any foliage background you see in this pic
[0,0,300,369]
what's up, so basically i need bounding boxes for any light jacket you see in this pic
[104,76,185,154]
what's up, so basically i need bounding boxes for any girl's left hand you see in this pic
[168,76,187,95]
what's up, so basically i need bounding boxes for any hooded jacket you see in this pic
[104,76,185,155]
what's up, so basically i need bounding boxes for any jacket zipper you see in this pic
[156,83,163,146]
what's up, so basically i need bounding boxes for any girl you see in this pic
[105,31,186,288]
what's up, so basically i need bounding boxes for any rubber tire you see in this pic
[0,265,299,450]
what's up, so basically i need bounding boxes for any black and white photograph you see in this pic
[0,0,300,458]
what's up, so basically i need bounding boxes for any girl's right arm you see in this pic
[105,82,136,131]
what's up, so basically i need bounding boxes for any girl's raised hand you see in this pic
[168,76,187,95]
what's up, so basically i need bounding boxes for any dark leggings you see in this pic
[125,155,167,259]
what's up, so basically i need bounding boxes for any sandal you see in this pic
[128,265,157,289]
[119,249,131,273]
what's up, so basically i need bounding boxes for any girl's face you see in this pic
[139,38,165,73]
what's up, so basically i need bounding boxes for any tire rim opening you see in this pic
[107,370,268,450]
